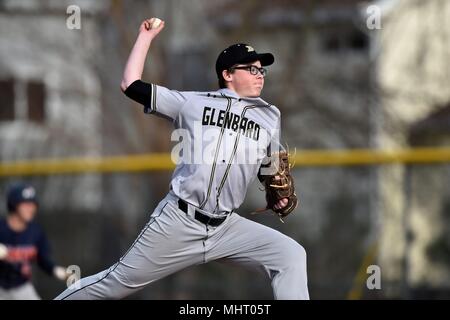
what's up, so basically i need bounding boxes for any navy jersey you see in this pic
[0,217,55,289]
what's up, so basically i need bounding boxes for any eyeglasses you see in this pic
[230,65,268,77]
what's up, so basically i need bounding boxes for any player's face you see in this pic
[15,202,37,223]
[227,60,265,98]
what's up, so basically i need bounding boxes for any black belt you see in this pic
[178,199,227,227]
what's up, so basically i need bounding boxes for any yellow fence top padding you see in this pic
[1,147,450,176]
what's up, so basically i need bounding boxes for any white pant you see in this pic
[55,192,309,300]
[0,282,40,300]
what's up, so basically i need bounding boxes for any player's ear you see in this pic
[222,69,232,82]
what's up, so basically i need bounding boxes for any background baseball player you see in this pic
[56,18,308,300]
[0,183,67,300]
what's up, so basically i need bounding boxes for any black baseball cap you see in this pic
[215,43,274,78]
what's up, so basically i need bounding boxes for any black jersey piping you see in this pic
[213,104,272,213]
[199,94,232,209]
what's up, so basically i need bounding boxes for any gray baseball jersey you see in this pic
[148,86,281,215]
[55,85,309,300]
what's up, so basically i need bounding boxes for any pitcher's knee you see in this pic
[280,240,307,270]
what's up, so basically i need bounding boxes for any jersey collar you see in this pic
[217,88,269,105]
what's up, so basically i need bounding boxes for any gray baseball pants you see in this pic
[55,191,309,300]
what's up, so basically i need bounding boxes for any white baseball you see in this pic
[0,243,8,260]
[150,18,162,29]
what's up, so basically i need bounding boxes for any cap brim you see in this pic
[241,53,274,66]
[258,53,275,66]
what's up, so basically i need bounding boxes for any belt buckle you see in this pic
[196,210,217,226]
[198,210,212,225]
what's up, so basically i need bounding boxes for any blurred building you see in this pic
[374,0,450,298]
[0,0,448,299]
[0,0,106,211]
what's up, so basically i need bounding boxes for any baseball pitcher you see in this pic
[55,18,308,300]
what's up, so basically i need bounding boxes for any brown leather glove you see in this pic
[258,151,298,218]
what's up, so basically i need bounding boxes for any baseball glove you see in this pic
[257,150,298,220]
